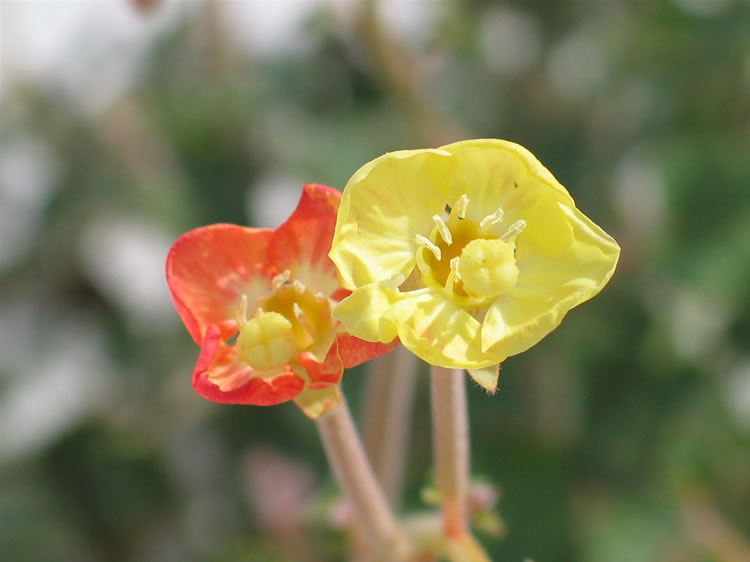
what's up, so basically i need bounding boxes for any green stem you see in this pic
[430,366,469,539]
[317,397,412,560]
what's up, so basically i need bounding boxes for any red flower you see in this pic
[166,184,395,417]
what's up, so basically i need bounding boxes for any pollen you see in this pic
[237,310,297,370]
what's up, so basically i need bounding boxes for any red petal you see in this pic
[268,184,341,285]
[192,325,305,406]
[331,287,351,302]
[166,224,274,344]
[336,333,399,369]
[299,338,344,390]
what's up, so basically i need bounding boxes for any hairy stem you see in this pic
[317,397,412,560]
[431,366,469,538]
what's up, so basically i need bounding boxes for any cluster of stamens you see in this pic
[414,194,526,300]
[235,270,331,371]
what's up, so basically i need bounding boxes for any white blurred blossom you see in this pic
[612,151,667,239]
[78,214,177,330]
[480,7,541,76]
[0,137,59,270]
[0,309,114,459]
[245,172,306,229]
[724,360,750,432]
[546,31,607,101]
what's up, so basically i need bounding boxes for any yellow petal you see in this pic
[330,139,620,370]
[293,384,342,419]
[481,291,564,358]
[384,289,504,369]
[467,364,500,392]
[330,149,455,289]
[331,282,400,343]
[479,188,619,357]
[439,139,575,228]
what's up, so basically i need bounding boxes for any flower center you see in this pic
[415,194,525,300]
[237,310,296,370]
[236,271,332,370]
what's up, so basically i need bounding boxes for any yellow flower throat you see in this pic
[235,271,332,371]
[415,194,525,301]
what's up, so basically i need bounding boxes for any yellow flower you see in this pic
[329,139,620,391]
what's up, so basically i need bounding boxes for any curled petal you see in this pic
[336,332,398,369]
[480,200,620,357]
[192,325,305,406]
[330,149,456,289]
[384,289,505,370]
[439,139,576,226]
[299,338,344,390]
[332,282,401,344]
[167,224,274,344]
[268,184,342,297]
[293,384,342,419]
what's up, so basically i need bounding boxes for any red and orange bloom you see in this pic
[166,184,394,418]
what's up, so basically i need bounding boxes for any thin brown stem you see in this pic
[317,397,412,560]
[362,346,419,506]
[430,366,469,539]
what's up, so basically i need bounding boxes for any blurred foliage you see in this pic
[1,0,750,561]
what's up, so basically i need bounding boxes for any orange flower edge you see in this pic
[167,184,396,417]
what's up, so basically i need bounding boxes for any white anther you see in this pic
[293,301,316,337]
[382,273,406,288]
[450,256,461,280]
[314,291,327,303]
[237,294,249,324]
[432,215,453,245]
[453,194,470,219]
[445,257,462,292]
[292,280,306,293]
[500,219,527,242]
[480,207,504,231]
[271,269,291,289]
[416,234,441,261]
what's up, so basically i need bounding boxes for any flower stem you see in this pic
[316,397,412,560]
[430,366,469,539]
[362,346,418,506]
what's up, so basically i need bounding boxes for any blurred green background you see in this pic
[1,0,749,560]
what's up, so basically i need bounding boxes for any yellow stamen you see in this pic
[416,234,441,261]
[445,256,462,293]
[500,219,526,242]
[237,294,249,324]
[271,269,291,290]
[292,280,306,294]
[432,214,453,245]
[453,194,469,220]
[479,207,504,232]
